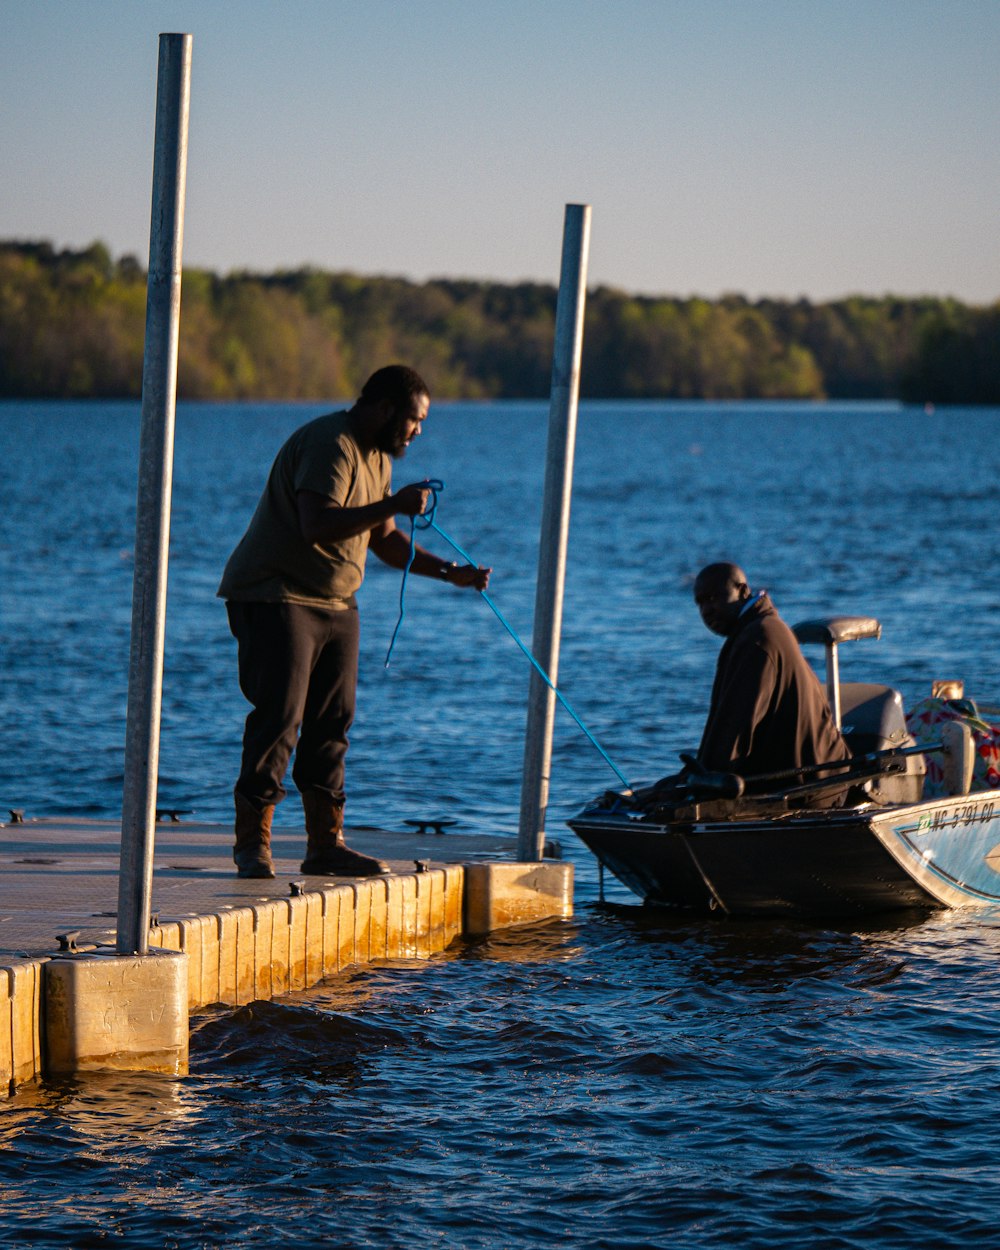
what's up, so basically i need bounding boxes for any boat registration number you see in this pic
[912,801,997,833]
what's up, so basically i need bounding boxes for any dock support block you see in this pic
[44,948,189,1075]
[463,861,574,934]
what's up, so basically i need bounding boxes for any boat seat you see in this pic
[793,617,882,647]
[792,616,882,731]
[939,721,975,796]
[839,682,925,803]
[839,682,911,755]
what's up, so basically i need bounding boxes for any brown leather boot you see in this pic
[233,792,276,879]
[300,789,389,877]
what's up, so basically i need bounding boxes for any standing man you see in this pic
[218,365,490,879]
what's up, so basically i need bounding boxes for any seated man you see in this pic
[693,561,850,786]
[637,562,850,807]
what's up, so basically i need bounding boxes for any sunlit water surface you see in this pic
[2,400,1000,1248]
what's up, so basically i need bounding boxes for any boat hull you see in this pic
[569,789,1000,917]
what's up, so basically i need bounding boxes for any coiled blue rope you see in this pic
[384,480,631,789]
[384,478,445,668]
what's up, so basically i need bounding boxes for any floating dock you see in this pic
[0,815,572,1090]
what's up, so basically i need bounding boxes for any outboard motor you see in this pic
[792,616,926,804]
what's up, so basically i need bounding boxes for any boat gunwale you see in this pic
[569,785,1000,838]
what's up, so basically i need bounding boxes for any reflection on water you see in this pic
[0,1071,197,1147]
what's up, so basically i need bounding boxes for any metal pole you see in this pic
[826,642,842,729]
[517,203,592,861]
[117,33,192,955]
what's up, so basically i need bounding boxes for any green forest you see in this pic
[1,239,998,403]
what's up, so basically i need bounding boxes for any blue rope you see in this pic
[384,480,631,790]
[384,478,444,669]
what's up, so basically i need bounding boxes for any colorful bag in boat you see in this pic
[905,698,1000,797]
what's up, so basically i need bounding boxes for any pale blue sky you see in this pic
[4,0,999,301]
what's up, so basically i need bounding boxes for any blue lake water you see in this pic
[2,399,1000,1247]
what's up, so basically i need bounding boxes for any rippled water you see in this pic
[3,399,1000,1247]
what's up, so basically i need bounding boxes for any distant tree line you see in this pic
[1,239,998,403]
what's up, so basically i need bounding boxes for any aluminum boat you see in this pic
[568,616,1000,917]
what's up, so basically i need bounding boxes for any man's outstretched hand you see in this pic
[449,563,491,591]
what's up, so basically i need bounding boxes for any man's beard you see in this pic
[375,416,410,458]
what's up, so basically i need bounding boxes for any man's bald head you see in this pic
[693,563,752,637]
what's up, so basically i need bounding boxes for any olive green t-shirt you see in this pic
[217,410,391,608]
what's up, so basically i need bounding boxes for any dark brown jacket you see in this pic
[698,593,850,786]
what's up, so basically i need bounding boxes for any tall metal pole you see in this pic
[517,203,592,861]
[117,33,192,955]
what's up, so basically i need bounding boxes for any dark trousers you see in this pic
[227,601,360,808]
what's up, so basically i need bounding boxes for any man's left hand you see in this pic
[449,563,491,591]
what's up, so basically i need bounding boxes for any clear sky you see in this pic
[4,0,999,302]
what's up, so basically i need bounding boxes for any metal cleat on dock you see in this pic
[404,818,457,836]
